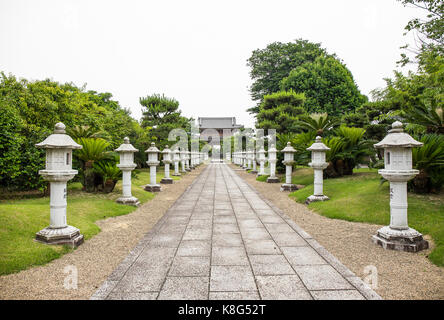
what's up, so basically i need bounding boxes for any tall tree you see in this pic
[280,55,367,116]
[246,39,329,113]
[398,0,444,65]
[139,94,191,150]
[256,90,306,134]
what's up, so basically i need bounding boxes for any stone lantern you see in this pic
[267,145,279,183]
[180,148,187,173]
[172,147,181,177]
[115,137,140,206]
[246,150,253,170]
[372,121,428,252]
[35,122,84,247]
[161,145,173,184]
[190,151,195,169]
[242,150,248,169]
[306,136,330,203]
[257,147,266,176]
[251,150,258,174]
[144,142,161,192]
[186,150,191,171]
[281,142,297,191]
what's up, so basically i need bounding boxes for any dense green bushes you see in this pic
[0,73,139,191]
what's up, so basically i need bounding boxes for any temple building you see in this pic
[198,117,244,140]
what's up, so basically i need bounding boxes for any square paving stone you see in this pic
[210,266,257,292]
[214,209,234,216]
[212,233,243,247]
[264,223,294,234]
[149,233,182,248]
[281,246,327,266]
[212,246,249,266]
[166,216,189,224]
[238,219,263,229]
[311,290,365,300]
[260,215,284,224]
[168,256,210,276]
[158,277,209,300]
[294,265,354,290]
[188,218,212,227]
[183,228,212,240]
[244,239,281,255]
[209,291,260,300]
[249,255,295,276]
[271,232,307,247]
[214,215,237,224]
[136,247,177,265]
[240,228,271,240]
[254,209,276,216]
[213,223,240,234]
[107,291,159,300]
[255,275,312,300]
[113,273,165,292]
[159,223,187,234]
[176,240,211,257]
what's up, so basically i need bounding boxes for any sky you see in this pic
[0,0,426,128]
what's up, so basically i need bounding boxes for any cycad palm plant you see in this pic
[403,105,444,134]
[75,137,110,192]
[411,134,444,193]
[93,161,121,193]
[296,113,339,136]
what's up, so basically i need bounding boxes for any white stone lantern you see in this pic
[251,150,258,174]
[372,121,428,252]
[35,122,84,247]
[190,151,195,169]
[115,137,139,206]
[257,147,266,176]
[246,150,253,170]
[180,148,187,173]
[306,136,330,203]
[144,142,161,192]
[161,145,173,184]
[186,150,191,171]
[172,147,181,177]
[280,142,297,191]
[242,150,248,169]
[267,145,279,183]
[226,152,231,162]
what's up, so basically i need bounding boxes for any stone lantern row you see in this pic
[230,122,428,253]
[34,122,205,248]
[35,122,428,254]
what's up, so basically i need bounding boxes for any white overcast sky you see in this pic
[0,0,425,128]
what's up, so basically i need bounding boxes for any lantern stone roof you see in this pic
[145,142,160,153]
[307,136,330,151]
[162,145,171,154]
[35,123,82,149]
[374,121,423,149]
[282,142,296,153]
[115,137,138,153]
[268,145,277,152]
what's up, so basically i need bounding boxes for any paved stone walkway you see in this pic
[91,163,381,300]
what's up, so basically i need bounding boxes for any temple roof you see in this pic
[198,117,244,129]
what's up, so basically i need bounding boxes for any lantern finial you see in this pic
[54,122,66,134]
[124,137,130,144]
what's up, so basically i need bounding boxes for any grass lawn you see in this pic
[283,167,444,267]
[0,168,182,275]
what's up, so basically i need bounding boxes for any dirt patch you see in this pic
[0,166,206,300]
[233,165,444,300]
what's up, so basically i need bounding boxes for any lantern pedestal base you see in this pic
[280,183,298,191]
[266,176,280,183]
[372,226,429,252]
[172,173,181,177]
[144,184,162,192]
[116,196,140,206]
[305,194,330,204]
[160,178,173,184]
[250,170,258,174]
[35,225,84,248]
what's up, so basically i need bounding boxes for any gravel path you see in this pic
[0,165,205,300]
[234,165,444,300]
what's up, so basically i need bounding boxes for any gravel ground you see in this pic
[233,165,444,300]
[0,165,205,300]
